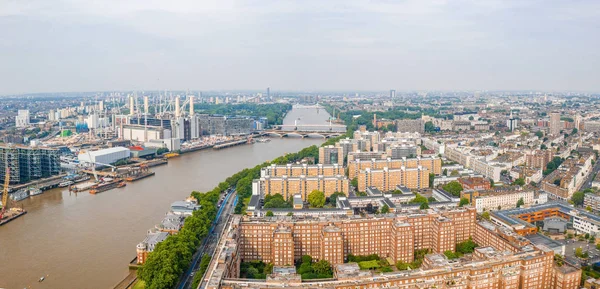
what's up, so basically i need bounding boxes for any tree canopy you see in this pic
[308,190,325,208]
[442,181,463,197]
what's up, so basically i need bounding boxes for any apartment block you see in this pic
[257,175,349,200]
[526,150,553,169]
[238,207,476,266]
[395,119,424,133]
[209,215,579,289]
[348,157,442,179]
[261,163,344,177]
[319,146,344,165]
[358,167,429,192]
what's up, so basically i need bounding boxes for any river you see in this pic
[0,107,326,289]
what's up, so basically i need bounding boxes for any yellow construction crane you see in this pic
[1,165,11,219]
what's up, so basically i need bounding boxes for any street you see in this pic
[580,157,600,190]
[176,189,237,289]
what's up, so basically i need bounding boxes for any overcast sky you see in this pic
[1,0,599,94]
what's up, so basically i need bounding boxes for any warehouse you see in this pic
[78,147,131,165]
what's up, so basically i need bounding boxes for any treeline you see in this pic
[194,103,292,126]
[326,106,453,132]
[137,184,223,289]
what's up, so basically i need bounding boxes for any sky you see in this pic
[1,0,599,94]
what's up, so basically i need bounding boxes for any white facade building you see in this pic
[473,191,544,213]
[78,147,130,165]
[15,110,30,127]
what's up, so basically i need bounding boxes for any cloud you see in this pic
[0,0,599,94]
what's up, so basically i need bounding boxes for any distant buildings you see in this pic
[550,111,561,135]
[396,119,424,133]
[15,110,30,128]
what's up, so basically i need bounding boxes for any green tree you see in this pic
[424,121,435,132]
[571,191,585,206]
[459,198,470,207]
[572,128,578,135]
[513,178,525,186]
[420,202,429,209]
[481,211,490,220]
[381,204,390,214]
[516,198,525,208]
[266,210,274,217]
[301,255,313,264]
[541,144,547,150]
[410,193,429,205]
[328,192,346,206]
[428,173,434,188]
[450,170,460,176]
[307,190,325,208]
[535,131,544,138]
[442,181,463,197]
[350,178,358,188]
[312,260,332,275]
[443,168,448,176]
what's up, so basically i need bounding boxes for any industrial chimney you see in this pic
[189,96,195,116]
[175,96,181,118]
[144,96,149,115]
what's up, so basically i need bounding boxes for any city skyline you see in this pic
[2,0,600,94]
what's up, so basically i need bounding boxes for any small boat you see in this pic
[58,181,74,187]
[117,182,126,188]
[39,276,45,282]
[10,189,29,202]
[29,187,43,196]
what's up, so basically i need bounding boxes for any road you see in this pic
[176,189,236,289]
[580,158,600,190]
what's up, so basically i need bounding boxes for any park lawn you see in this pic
[132,280,145,289]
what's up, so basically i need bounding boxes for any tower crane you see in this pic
[1,165,11,220]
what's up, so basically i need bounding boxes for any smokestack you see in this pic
[98,100,104,111]
[189,96,195,116]
[144,96,149,114]
[129,96,135,115]
[175,96,181,118]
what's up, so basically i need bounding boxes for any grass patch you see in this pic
[132,280,145,289]
[358,260,380,270]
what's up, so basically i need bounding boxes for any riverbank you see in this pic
[0,138,324,289]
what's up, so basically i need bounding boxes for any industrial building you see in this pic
[77,147,130,166]
[198,115,254,136]
[0,145,60,184]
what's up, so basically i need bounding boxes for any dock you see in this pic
[8,173,68,192]
[125,171,155,182]
[213,139,247,150]
[0,210,27,227]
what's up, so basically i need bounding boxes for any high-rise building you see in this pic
[390,89,396,99]
[550,111,561,135]
[318,146,343,165]
[396,119,424,133]
[15,110,30,128]
[267,87,270,99]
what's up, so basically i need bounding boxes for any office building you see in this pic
[198,115,254,136]
[390,89,396,99]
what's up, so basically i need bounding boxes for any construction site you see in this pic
[0,144,61,185]
[0,165,27,226]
